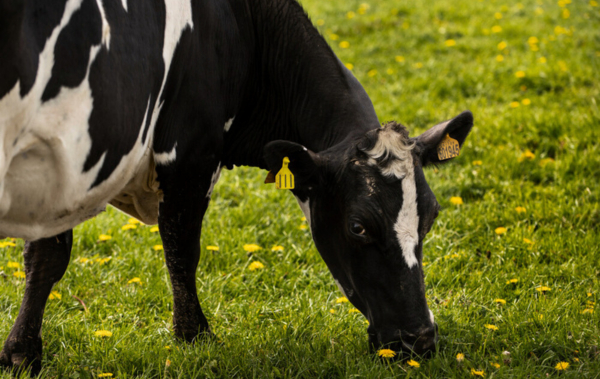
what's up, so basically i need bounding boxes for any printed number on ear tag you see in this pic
[275,157,295,189]
[437,134,460,161]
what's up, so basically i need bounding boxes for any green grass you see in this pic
[2,0,600,377]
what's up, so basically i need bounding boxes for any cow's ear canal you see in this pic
[263,140,321,189]
[411,110,474,167]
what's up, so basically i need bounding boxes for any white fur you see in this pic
[95,0,111,49]
[224,116,235,132]
[364,128,414,179]
[295,196,311,226]
[121,0,128,12]
[335,279,347,297]
[429,309,435,324]
[206,163,222,199]
[392,154,419,268]
[154,143,177,165]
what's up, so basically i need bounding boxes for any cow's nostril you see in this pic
[400,326,438,355]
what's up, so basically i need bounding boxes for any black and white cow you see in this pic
[0,0,472,374]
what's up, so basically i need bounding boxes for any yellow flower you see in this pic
[414,62,423,69]
[345,63,354,70]
[98,374,113,378]
[471,368,485,376]
[377,349,396,358]
[153,245,164,251]
[164,345,171,350]
[95,257,111,265]
[445,39,456,47]
[473,160,482,166]
[494,12,502,19]
[299,224,308,230]
[484,324,499,331]
[519,150,535,161]
[346,11,355,19]
[13,271,25,279]
[165,359,171,367]
[128,218,140,224]
[494,298,506,305]
[539,158,555,167]
[591,0,599,6]
[456,353,465,362]
[491,26,502,33]
[248,261,265,271]
[561,8,570,18]
[395,55,405,63]
[490,362,500,368]
[407,359,420,367]
[495,227,507,235]
[0,241,16,248]
[515,71,526,78]
[522,99,531,105]
[349,308,360,313]
[336,297,349,304]
[496,55,504,62]
[94,330,113,338]
[386,68,395,75]
[555,362,569,370]
[515,206,526,213]
[367,69,378,77]
[535,7,544,14]
[128,277,142,284]
[150,226,159,233]
[316,19,325,26]
[121,224,137,231]
[587,292,593,297]
[243,244,261,252]
[358,3,370,14]
[339,41,350,49]
[582,309,594,314]
[7,261,20,269]
[536,286,551,292]
[329,33,339,41]
[498,41,507,50]
[450,196,463,205]
[98,234,112,241]
[271,245,284,252]
[49,291,62,300]
[558,61,568,72]
[510,101,520,108]
[78,257,89,264]
[523,238,534,244]
[206,245,219,251]
[528,36,539,44]
[506,278,518,284]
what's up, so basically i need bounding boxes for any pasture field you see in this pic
[1,0,599,377]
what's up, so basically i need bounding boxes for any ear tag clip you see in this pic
[275,157,295,189]
[437,134,460,161]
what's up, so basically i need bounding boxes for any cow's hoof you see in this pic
[0,339,43,377]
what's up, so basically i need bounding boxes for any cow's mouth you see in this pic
[368,323,439,358]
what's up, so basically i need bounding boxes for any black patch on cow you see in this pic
[82,0,167,188]
[41,0,102,101]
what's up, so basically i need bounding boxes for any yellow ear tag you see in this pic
[437,134,460,161]
[275,157,295,189]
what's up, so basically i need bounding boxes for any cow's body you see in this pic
[0,0,473,374]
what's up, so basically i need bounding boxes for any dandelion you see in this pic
[248,261,265,271]
[539,157,555,167]
[496,55,504,62]
[316,19,325,26]
[494,299,507,305]
[407,360,420,367]
[78,257,89,264]
[558,61,568,72]
[346,11,355,19]
[386,68,395,75]
[582,309,594,314]
[519,150,535,161]
[491,26,502,33]
[128,277,142,284]
[395,55,405,63]
[345,63,354,70]
[484,324,499,331]
[153,245,164,251]
[150,226,159,233]
[165,359,171,367]
[561,8,570,18]
[94,330,113,338]
[349,308,361,313]
[13,271,25,279]
[414,62,423,69]
[471,368,485,376]
[164,346,170,350]
[358,3,370,14]
[495,227,507,235]
[450,196,464,205]
[339,41,350,49]
[243,244,261,252]
[490,362,500,368]
[329,33,339,41]
[377,349,396,358]
[7,261,20,269]
[49,291,62,300]
[528,36,539,44]
[523,238,534,244]
[510,101,520,108]
[473,160,482,166]
[535,7,544,14]
[271,245,284,252]
[515,71,526,78]
[515,206,526,213]
[329,309,335,314]
[456,353,465,362]
[121,224,137,231]
[522,98,531,105]
[0,241,16,248]
[98,374,113,378]
[555,362,569,370]
[536,286,551,292]
[96,257,111,265]
[299,224,308,230]
[98,234,112,241]
[498,41,507,50]
[367,69,378,77]
[591,0,599,6]
[494,12,502,19]
[336,296,349,303]
[206,245,219,251]
[507,278,518,284]
[445,39,456,47]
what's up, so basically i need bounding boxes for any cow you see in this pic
[0,0,473,374]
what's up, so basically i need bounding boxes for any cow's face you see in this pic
[265,111,472,357]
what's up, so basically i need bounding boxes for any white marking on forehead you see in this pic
[363,127,414,179]
[206,163,222,199]
[393,154,419,268]
[95,0,111,49]
[154,143,177,165]
[121,0,128,12]
[224,116,235,132]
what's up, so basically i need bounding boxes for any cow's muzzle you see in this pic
[369,323,439,358]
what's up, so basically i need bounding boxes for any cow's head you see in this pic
[264,111,472,356]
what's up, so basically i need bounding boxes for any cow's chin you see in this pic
[368,323,439,358]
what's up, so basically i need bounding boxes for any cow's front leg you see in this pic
[157,163,219,342]
[0,230,72,376]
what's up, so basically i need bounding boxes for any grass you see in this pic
[1,0,599,377]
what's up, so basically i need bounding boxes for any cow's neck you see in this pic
[222,0,380,170]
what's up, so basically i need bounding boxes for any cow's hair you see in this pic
[358,122,415,179]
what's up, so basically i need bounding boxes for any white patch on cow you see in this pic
[121,0,128,12]
[206,163,222,199]
[392,155,419,268]
[294,196,311,226]
[154,143,177,165]
[95,0,111,49]
[363,127,414,179]
[335,279,347,297]
[429,309,435,324]
[224,116,235,132]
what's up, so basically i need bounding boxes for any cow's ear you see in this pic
[263,141,321,188]
[411,110,473,167]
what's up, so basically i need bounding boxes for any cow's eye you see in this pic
[350,222,366,236]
